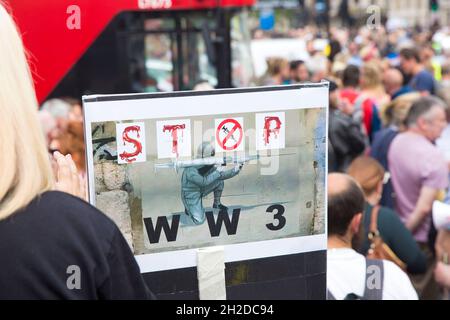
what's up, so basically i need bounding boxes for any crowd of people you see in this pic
[322,26,450,299]
[254,22,450,299]
[1,0,450,299]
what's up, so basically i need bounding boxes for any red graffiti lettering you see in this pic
[119,125,143,163]
[163,124,185,157]
[263,116,282,145]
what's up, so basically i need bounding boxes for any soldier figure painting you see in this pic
[180,142,242,225]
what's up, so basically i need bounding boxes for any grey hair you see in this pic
[41,98,71,119]
[405,96,447,128]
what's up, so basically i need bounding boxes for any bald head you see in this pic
[328,173,365,236]
[383,68,404,96]
[328,173,353,196]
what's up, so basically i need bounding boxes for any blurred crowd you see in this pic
[302,25,450,300]
[38,98,86,188]
[252,22,450,299]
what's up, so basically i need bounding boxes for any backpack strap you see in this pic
[352,94,365,127]
[363,259,384,300]
[368,205,380,240]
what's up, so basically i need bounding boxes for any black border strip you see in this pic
[141,250,327,300]
[82,83,329,103]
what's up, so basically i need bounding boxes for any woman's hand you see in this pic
[53,151,86,200]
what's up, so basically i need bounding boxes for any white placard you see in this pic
[83,84,329,272]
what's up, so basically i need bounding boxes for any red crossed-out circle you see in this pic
[216,118,243,151]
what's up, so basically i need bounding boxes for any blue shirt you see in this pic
[409,70,436,95]
[392,86,413,99]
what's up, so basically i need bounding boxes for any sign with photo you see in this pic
[83,84,328,273]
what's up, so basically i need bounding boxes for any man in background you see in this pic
[327,173,418,300]
[388,96,448,298]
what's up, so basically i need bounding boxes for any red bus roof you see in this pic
[6,0,254,103]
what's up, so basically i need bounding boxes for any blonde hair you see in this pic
[361,62,383,89]
[381,92,421,127]
[0,4,54,220]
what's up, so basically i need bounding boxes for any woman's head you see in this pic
[0,4,53,219]
[347,156,385,199]
[360,62,383,90]
[266,57,290,79]
[381,92,421,128]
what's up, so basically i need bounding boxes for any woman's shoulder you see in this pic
[37,190,96,209]
[31,191,117,230]
[0,191,121,259]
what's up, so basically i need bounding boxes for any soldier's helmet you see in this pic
[197,142,215,158]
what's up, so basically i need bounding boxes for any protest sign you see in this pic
[83,84,328,278]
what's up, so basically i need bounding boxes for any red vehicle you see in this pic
[6,0,255,103]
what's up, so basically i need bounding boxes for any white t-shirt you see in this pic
[327,248,418,300]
